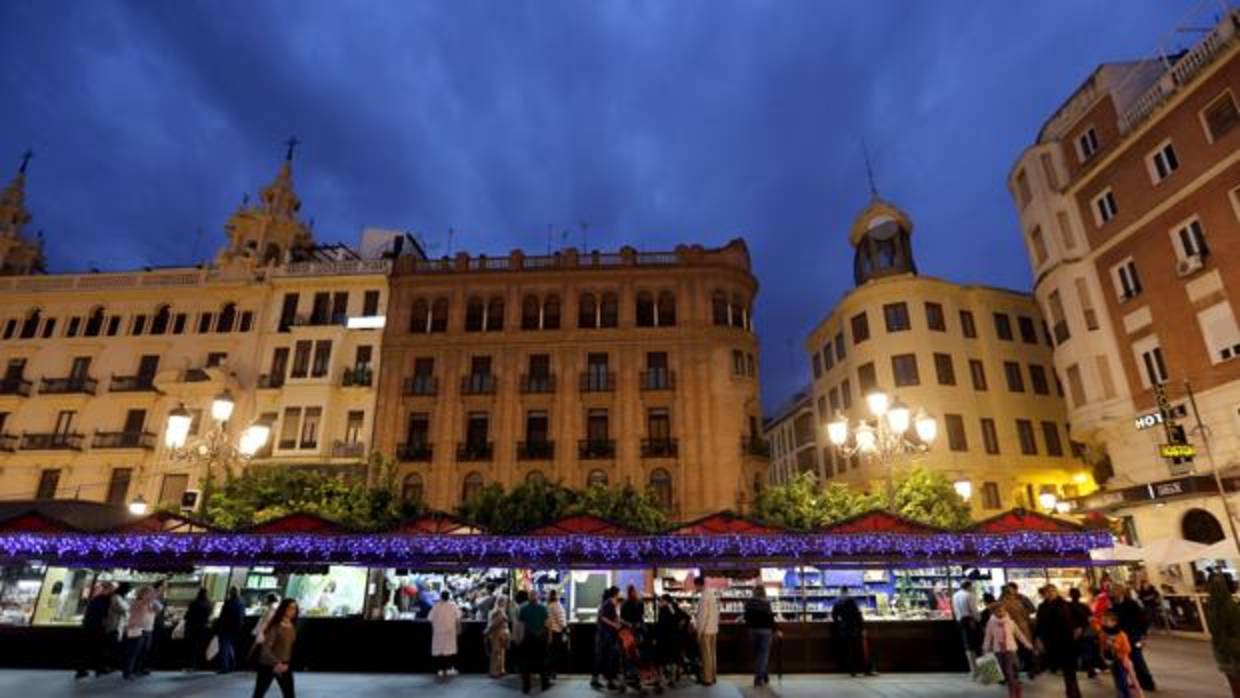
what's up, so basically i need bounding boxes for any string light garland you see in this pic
[0,530,1111,568]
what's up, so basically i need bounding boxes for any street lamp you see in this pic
[211,390,235,423]
[1038,491,1059,512]
[128,495,149,516]
[827,388,938,459]
[164,398,272,507]
[953,480,973,501]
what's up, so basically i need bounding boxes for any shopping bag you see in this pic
[973,653,1002,685]
[205,635,219,662]
[171,619,186,640]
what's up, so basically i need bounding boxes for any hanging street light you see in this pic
[826,388,938,510]
[163,396,272,511]
[128,495,149,516]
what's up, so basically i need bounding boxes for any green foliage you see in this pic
[751,465,971,531]
[455,479,668,534]
[202,454,420,531]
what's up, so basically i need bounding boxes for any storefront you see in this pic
[0,505,1110,673]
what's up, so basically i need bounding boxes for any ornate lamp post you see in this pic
[163,390,273,509]
[826,388,938,508]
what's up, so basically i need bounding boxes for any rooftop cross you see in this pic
[284,136,300,162]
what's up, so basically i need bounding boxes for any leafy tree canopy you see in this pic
[456,479,669,534]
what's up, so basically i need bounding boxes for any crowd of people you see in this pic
[952,577,1159,698]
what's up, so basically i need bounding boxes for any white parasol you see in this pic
[1196,540,1240,561]
[1089,542,1146,562]
[1138,538,1210,565]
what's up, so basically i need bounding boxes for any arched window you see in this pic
[730,294,745,328]
[712,291,729,326]
[543,294,561,330]
[1182,508,1226,544]
[649,468,673,510]
[526,470,546,484]
[410,299,429,333]
[464,297,485,332]
[522,295,541,330]
[84,307,105,337]
[216,303,237,333]
[462,472,483,503]
[19,308,40,339]
[600,292,619,328]
[578,293,598,329]
[657,291,676,326]
[430,298,449,332]
[402,473,424,504]
[587,469,609,488]
[636,291,655,327]
[486,296,505,331]
[151,305,170,335]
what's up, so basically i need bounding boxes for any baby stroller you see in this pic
[618,625,663,695]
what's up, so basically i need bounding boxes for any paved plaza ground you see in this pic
[0,636,1227,698]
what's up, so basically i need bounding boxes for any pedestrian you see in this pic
[832,586,874,677]
[655,594,684,686]
[953,580,983,671]
[545,589,567,681]
[105,582,132,672]
[122,585,160,680]
[1100,611,1145,698]
[476,582,498,621]
[1000,585,1038,679]
[693,575,719,686]
[620,585,645,685]
[183,588,213,672]
[486,596,511,678]
[75,581,114,679]
[1068,588,1102,679]
[1110,585,1155,692]
[1137,579,1162,631]
[743,585,776,687]
[1206,572,1240,697]
[590,587,622,690]
[518,590,551,694]
[429,590,462,680]
[215,586,245,674]
[1034,584,1085,698]
[253,593,281,645]
[252,598,298,698]
[984,602,1033,698]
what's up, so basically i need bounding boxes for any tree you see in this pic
[886,465,973,530]
[455,480,668,533]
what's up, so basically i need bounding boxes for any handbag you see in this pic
[205,635,219,662]
[973,653,1003,685]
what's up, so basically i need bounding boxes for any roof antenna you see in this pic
[446,227,454,257]
[19,149,33,175]
[862,139,879,200]
[579,221,589,252]
[284,136,300,162]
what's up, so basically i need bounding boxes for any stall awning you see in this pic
[672,511,786,535]
[0,510,80,533]
[526,514,634,536]
[389,513,480,536]
[244,513,353,535]
[819,510,944,535]
[969,508,1083,534]
[109,511,219,534]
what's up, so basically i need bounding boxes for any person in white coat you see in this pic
[429,590,462,680]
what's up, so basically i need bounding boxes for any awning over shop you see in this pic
[969,508,1084,534]
[820,510,944,535]
[527,514,634,536]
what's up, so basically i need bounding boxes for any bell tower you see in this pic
[216,138,315,267]
[849,197,917,286]
[0,150,47,275]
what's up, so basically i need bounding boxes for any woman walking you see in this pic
[121,585,159,680]
[183,588,213,672]
[252,599,298,698]
[485,596,511,678]
[215,586,245,674]
[429,590,462,680]
[743,586,776,687]
[984,603,1033,698]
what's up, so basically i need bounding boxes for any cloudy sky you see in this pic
[0,0,1210,410]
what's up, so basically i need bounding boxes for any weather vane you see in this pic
[284,136,300,162]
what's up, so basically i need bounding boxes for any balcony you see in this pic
[0,433,16,452]
[109,375,156,392]
[257,373,285,389]
[341,366,373,388]
[331,440,367,459]
[742,436,771,458]
[21,432,84,451]
[39,376,97,395]
[404,376,438,396]
[641,437,679,458]
[640,370,676,391]
[579,371,615,392]
[578,438,616,459]
[397,442,433,462]
[92,430,156,450]
[0,378,31,397]
[520,374,555,394]
[518,440,555,460]
[457,441,494,462]
[460,374,496,396]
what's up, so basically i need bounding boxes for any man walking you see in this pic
[518,590,551,694]
[1035,584,1085,698]
[952,580,982,671]
[75,582,114,679]
[694,575,719,686]
[832,586,874,676]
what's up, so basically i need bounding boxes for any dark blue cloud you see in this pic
[0,0,1201,410]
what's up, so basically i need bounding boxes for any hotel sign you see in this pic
[1134,411,1164,431]
[1159,443,1196,459]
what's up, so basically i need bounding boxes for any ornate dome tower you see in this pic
[216,138,315,268]
[0,150,47,275]
[848,197,916,286]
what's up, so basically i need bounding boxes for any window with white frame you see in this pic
[1076,127,1099,162]
[1131,335,1169,388]
[1197,302,1240,364]
[1146,140,1179,184]
[1092,188,1118,226]
[1110,258,1142,301]
[1200,90,1239,143]
[1170,216,1209,261]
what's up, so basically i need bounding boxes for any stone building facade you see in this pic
[763,388,819,486]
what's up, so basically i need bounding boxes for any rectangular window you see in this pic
[840,379,852,409]
[857,363,877,393]
[812,353,822,379]
[945,414,967,452]
[1066,364,1087,408]
[269,347,289,385]
[1015,169,1032,208]
[530,353,553,378]
[1073,278,1098,331]
[1197,302,1240,364]
[1042,421,1064,457]
[331,292,349,324]
[239,311,253,332]
[1147,140,1179,183]
[891,354,919,387]
[36,469,61,500]
[981,482,1002,510]
[647,408,671,440]
[66,317,80,337]
[925,302,945,331]
[345,410,365,444]
[311,292,331,325]
[299,407,321,449]
[828,387,840,413]
[279,407,302,449]
[1004,361,1025,392]
[406,413,430,448]
[822,341,834,370]
[69,356,91,380]
[363,290,381,316]
[1047,290,1069,345]
[106,468,133,506]
[158,474,189,509]
[1132,335,1169,388]
[883,302,910,332]
[197,312,213,333]
[1040,152,1059,190]
[172,313,187,334]
[1016,419,1038,455]
[1172,217,1209,262]
[279,293,299,331]
[1056,211,1076,251]
[1028,364,1050,395]
[41,318,56,339]
[1029,226,1048,267]
[993,313,1013,341]
[106,316,119,336]
[934,353,955,386]
[206,352,227,368]
[1202,90,1239,142]
[1077,127,1099,161]
[1112,258,1143,301]
[1093,188,1118,225]
[732,349,745,375]
[311,340,332,378]
[969,359,988,391]
[526,410,551,443]
[959,310,976,338]
[291,341,312,378]
[980,418,999,455]
[1017,316,1037,344]
[834,331,845,361]
[1096,356,1117,400]
[585,409,608,441]
[850,312,870,344]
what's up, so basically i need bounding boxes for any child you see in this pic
[983,602,1032,698]
[1101,611,1145,698]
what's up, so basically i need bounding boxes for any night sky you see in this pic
[0,1,1208,411]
